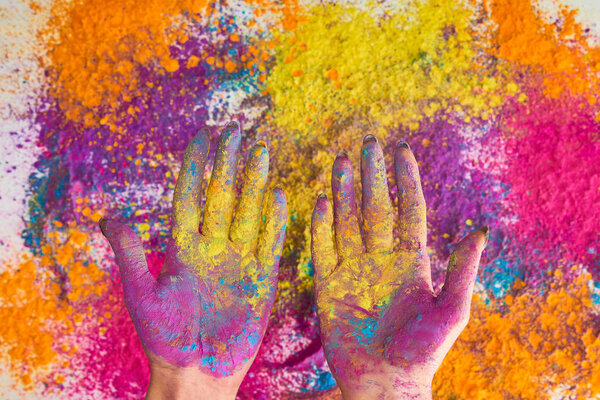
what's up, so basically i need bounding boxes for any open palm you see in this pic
[311,136,487,399]
[100,122,287,380]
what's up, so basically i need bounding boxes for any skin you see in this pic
[100,121,288,400]
[311,135,488,400]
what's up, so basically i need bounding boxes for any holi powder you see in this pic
[0,0,599,398]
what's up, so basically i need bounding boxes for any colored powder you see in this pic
[266,0,514,136]
[433,271,600,399]
[60,257,151,398]
[2,0,600,397]
[0,227,106,391]
[485,0,600,102]
[0,257,65,389]
[29,17,263,237]
[239,308,335,398]
[499,84,600,277]
[37,0,298,128]
[40,0,211,124]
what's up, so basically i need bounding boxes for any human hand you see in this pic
[100,122,287,399]
[311,135,488,399]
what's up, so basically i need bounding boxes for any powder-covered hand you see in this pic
[311,135,488,400]
[100,122,287,400]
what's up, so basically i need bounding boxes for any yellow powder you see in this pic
[266,0,511,137]
[264,0,512,284]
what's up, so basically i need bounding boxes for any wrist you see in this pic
[341,382,432,400]
[337,372,432,400]
[146,362,242,400]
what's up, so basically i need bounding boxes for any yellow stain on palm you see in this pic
[174,194,277,310]
[433,271,600,399]
[322,253,413,318]
[266,0,511,137]
[271,118,420,296]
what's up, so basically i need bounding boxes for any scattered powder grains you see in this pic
[1,0,600,398]
[41,0,212,125]
[0,258,63,388]
[500,86,600,272]
[0,229,105,389]
[39,0,301,127]
[63,266,151,398]
[266,0,513,136]
[484,0,600,103]
[434,272,600,399]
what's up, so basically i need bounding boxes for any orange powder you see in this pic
[433,271,600,399]
[248,0,303,31]
[39,0,212,125]
[484,0,600,103]
[0,258,63,388]
[0,228,105,388]
[37,0,302,128]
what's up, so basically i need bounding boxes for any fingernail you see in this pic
[99,218,110,236]
[273,184,286,198]
[191,128,210,146]
[397,140,410,150]
[337,151,348,159]
[363,134,377,144]
[318,193,328,200]
[481,226,489,246]
[196,127,209,136]
[255,140,267,148]
[225,121,240,135]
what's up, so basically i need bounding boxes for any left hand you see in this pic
[100,122,287,399]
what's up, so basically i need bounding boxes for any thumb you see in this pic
[99,218,156,298]
[439,227,488,311]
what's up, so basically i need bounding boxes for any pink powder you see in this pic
[502,84,600,273]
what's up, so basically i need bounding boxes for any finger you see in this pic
[361,135,394,253]
[311,194,337,284]
[395,140,427,252]
[99,219,156,300]
[230,141,269,251]
[439,227,489,309]
[331,152,363,261]
[203,121,242,238]
[257,187,288,275]
[172,129,210,237]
